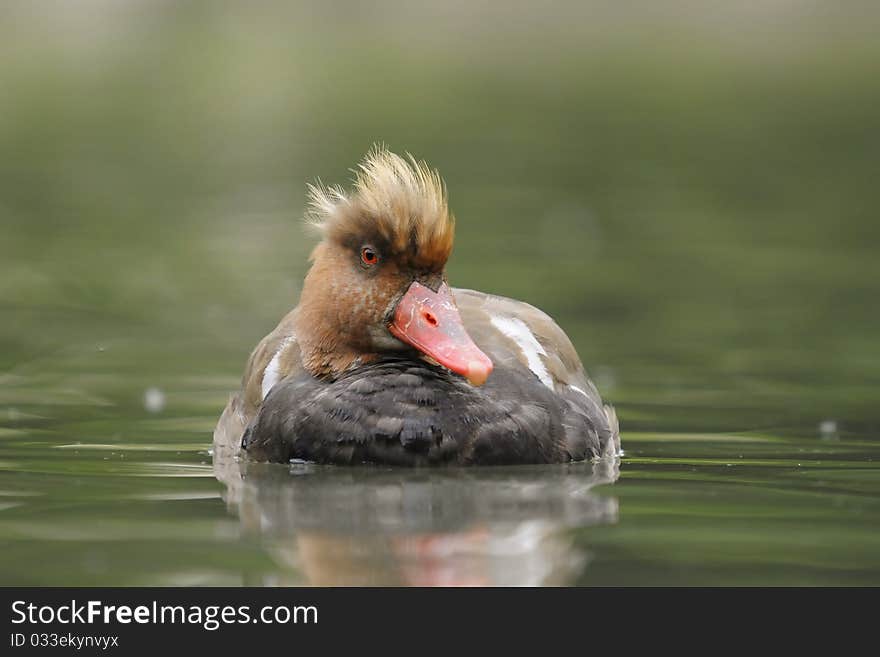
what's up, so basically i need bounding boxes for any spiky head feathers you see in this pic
[307,147,455,271]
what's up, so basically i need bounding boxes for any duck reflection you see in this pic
[214,451,619,586]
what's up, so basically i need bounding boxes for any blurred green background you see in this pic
[1,1,879,585]
[3,1,878,430]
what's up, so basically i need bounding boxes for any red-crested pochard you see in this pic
[214,147,620,465]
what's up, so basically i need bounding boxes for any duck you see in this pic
[213,147,620,466]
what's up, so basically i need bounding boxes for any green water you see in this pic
[1,4,879,585]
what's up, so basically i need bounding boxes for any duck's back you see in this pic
[454,288,620,460]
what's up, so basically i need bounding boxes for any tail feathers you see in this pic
[601,404,622,458]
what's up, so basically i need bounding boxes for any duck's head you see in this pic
[294,147,493,386]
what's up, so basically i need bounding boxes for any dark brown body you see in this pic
[237,289,619,465]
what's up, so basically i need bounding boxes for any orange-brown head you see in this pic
[293,147,492,386]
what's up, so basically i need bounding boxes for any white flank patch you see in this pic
[262,337,294,400]
[490,316,554,389]
[569,385,588,397]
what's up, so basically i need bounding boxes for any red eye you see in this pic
[360,246,379,267]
